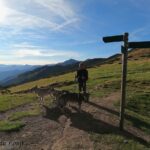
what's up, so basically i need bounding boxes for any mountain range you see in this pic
[0,65,39,84]
[0,58,106,87]
[1,48,149,87]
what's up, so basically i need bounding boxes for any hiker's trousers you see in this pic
[78,81,86,93]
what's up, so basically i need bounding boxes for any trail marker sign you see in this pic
[102,32,150,130]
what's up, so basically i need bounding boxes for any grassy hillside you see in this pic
[9,49,150,129]
[0,48,149,149]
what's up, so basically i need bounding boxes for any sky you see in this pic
[0,0,150,65]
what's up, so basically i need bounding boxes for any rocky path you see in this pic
[0,92,149,150]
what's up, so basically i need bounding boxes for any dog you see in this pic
[30,86,52,104]
[50,88,69,100]
[55,92,90,112]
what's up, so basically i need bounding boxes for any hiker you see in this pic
[75,62,88,93]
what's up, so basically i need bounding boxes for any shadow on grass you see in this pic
[87,101,150,134]
[87,101,119,115]
[43,105,149,147]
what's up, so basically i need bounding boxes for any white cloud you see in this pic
[0,58,58,65]
[0,49,79,58]
[67,40,98,46]
[0,0,79,38]
[53,18,80,31]
[13,49,79,58]
[130,25,150,41]
[0,1,10,23]
[12,42,40,49]
[35,0,76,20]
[0,42,80,65]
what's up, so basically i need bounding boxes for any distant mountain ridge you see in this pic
[1,58,105,87]
[0,59,78,85]
[1,48,149,87]
[59,59,79,66]
[0,65,39,84]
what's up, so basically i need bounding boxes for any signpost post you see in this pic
[120,33,128,130]
[102,33,150,130]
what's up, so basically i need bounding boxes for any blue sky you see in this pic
[0,0,150,65]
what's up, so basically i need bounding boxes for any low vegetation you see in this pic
[0,120,25,132]
[8,109,41,121]
[90,133,149,150]
[0,94,37,112]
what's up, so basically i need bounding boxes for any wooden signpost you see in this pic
[102,33,150,130]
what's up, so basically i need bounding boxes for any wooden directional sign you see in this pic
[102,32,150,131]
[129,41,150,48]
[103,35,124,43]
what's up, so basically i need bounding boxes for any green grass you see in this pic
[0,94,54,132]
[7,96,54,121]
[90,133,149,150]
[8,59,150,111]
[0,94,37,112]
[127,93,150,116]
[114,90,150,134]
[0,120,25,132]
[8,109,41,121]
[10,60,150,96]
[125,110,150,135]
[9,72,75,93]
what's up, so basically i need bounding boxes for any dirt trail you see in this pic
[51,117,93,150]
[0,92,149,150]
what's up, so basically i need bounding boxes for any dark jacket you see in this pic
[76,69,88,82]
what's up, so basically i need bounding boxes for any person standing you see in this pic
[75,62,88,93]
